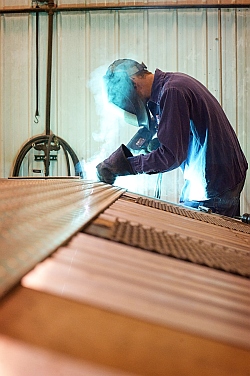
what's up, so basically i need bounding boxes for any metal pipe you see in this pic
[0,3,249,14]
[45,2,54,136]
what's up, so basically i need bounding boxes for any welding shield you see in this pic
[103,59,149,129]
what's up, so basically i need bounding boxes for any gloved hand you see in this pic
[148,138,160,152]
[96,144,135,184]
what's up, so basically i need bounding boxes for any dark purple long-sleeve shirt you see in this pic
[128,69,248,202]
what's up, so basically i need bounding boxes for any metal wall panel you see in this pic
[0,7,249,212]
[0,0,30,7]
[0,13,33,176]
[236,8,250,213]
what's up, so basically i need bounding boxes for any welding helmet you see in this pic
[103,59,150,129]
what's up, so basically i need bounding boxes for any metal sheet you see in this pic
[0,178,125,297]
[22,231,250,349]
[0,334,134,376]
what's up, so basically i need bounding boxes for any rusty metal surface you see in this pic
[0,178,125,297]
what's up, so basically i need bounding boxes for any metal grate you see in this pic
[134,197,250,234]
[110,219,250,278]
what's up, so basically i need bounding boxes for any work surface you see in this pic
[0,178,249,375]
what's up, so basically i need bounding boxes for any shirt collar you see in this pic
[148,69,166,105]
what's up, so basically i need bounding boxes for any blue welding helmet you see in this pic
[103,59,149,129]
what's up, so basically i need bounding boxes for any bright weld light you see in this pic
[183,161,208,201]
[115,175,136,190]
[186,177,207,201]
[83,158,100,181]
[115,174,155,194]
[183,122,208,201]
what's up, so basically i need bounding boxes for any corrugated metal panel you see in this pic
[0,7,249,213]
[0,13,32,175]
[236,8,250,213]
[0,0,30,7]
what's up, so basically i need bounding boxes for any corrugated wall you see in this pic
[0,5,249,212]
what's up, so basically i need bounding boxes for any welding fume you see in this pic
[96,59,248,218]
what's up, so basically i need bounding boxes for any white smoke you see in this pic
[82,63,127,180]
[89,64,124,147]
[82,61,166,201]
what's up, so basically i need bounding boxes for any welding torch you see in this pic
[234,213,250,224]
[198,206,250,224]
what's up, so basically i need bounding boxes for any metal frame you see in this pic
[0,3,250,13]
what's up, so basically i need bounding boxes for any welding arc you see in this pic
[11,134,83,177]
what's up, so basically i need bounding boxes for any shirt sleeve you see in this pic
[128,87,191,174]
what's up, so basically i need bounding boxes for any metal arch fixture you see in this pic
[10,0,83,178]
[11,134,84,177]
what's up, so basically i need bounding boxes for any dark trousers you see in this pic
[181,179,245,218]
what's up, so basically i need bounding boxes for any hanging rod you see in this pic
[0,3,249,13]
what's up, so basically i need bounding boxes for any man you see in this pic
[96,59,248,217]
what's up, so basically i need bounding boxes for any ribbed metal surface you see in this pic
[90,192,250,267]
[135,196,250,234]
[22,231,250,349]
[110,218,250,277]
[0,178,125,297]
[0,7,249,214]
[81,191,250,277]
[0,177,249,357]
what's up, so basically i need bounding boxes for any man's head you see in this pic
[103,59,152,128]
[105,59,149,78]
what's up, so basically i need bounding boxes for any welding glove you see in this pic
[96,144,135,185]
[148,137,160,152]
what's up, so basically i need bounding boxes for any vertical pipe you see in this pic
[34,11,39,123]
[45,2,54,136]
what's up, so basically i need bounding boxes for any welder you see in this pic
[96,59,248,218]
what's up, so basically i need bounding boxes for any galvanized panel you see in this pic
[0,0,30,7]
[0,14,32,175]
[148,9,178,71]
[56,12,88,175]
[236,8,250,213]
[0,7,249,212]
[206,9,221,100]
[177,9,208,81]
[221,9,237,127]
